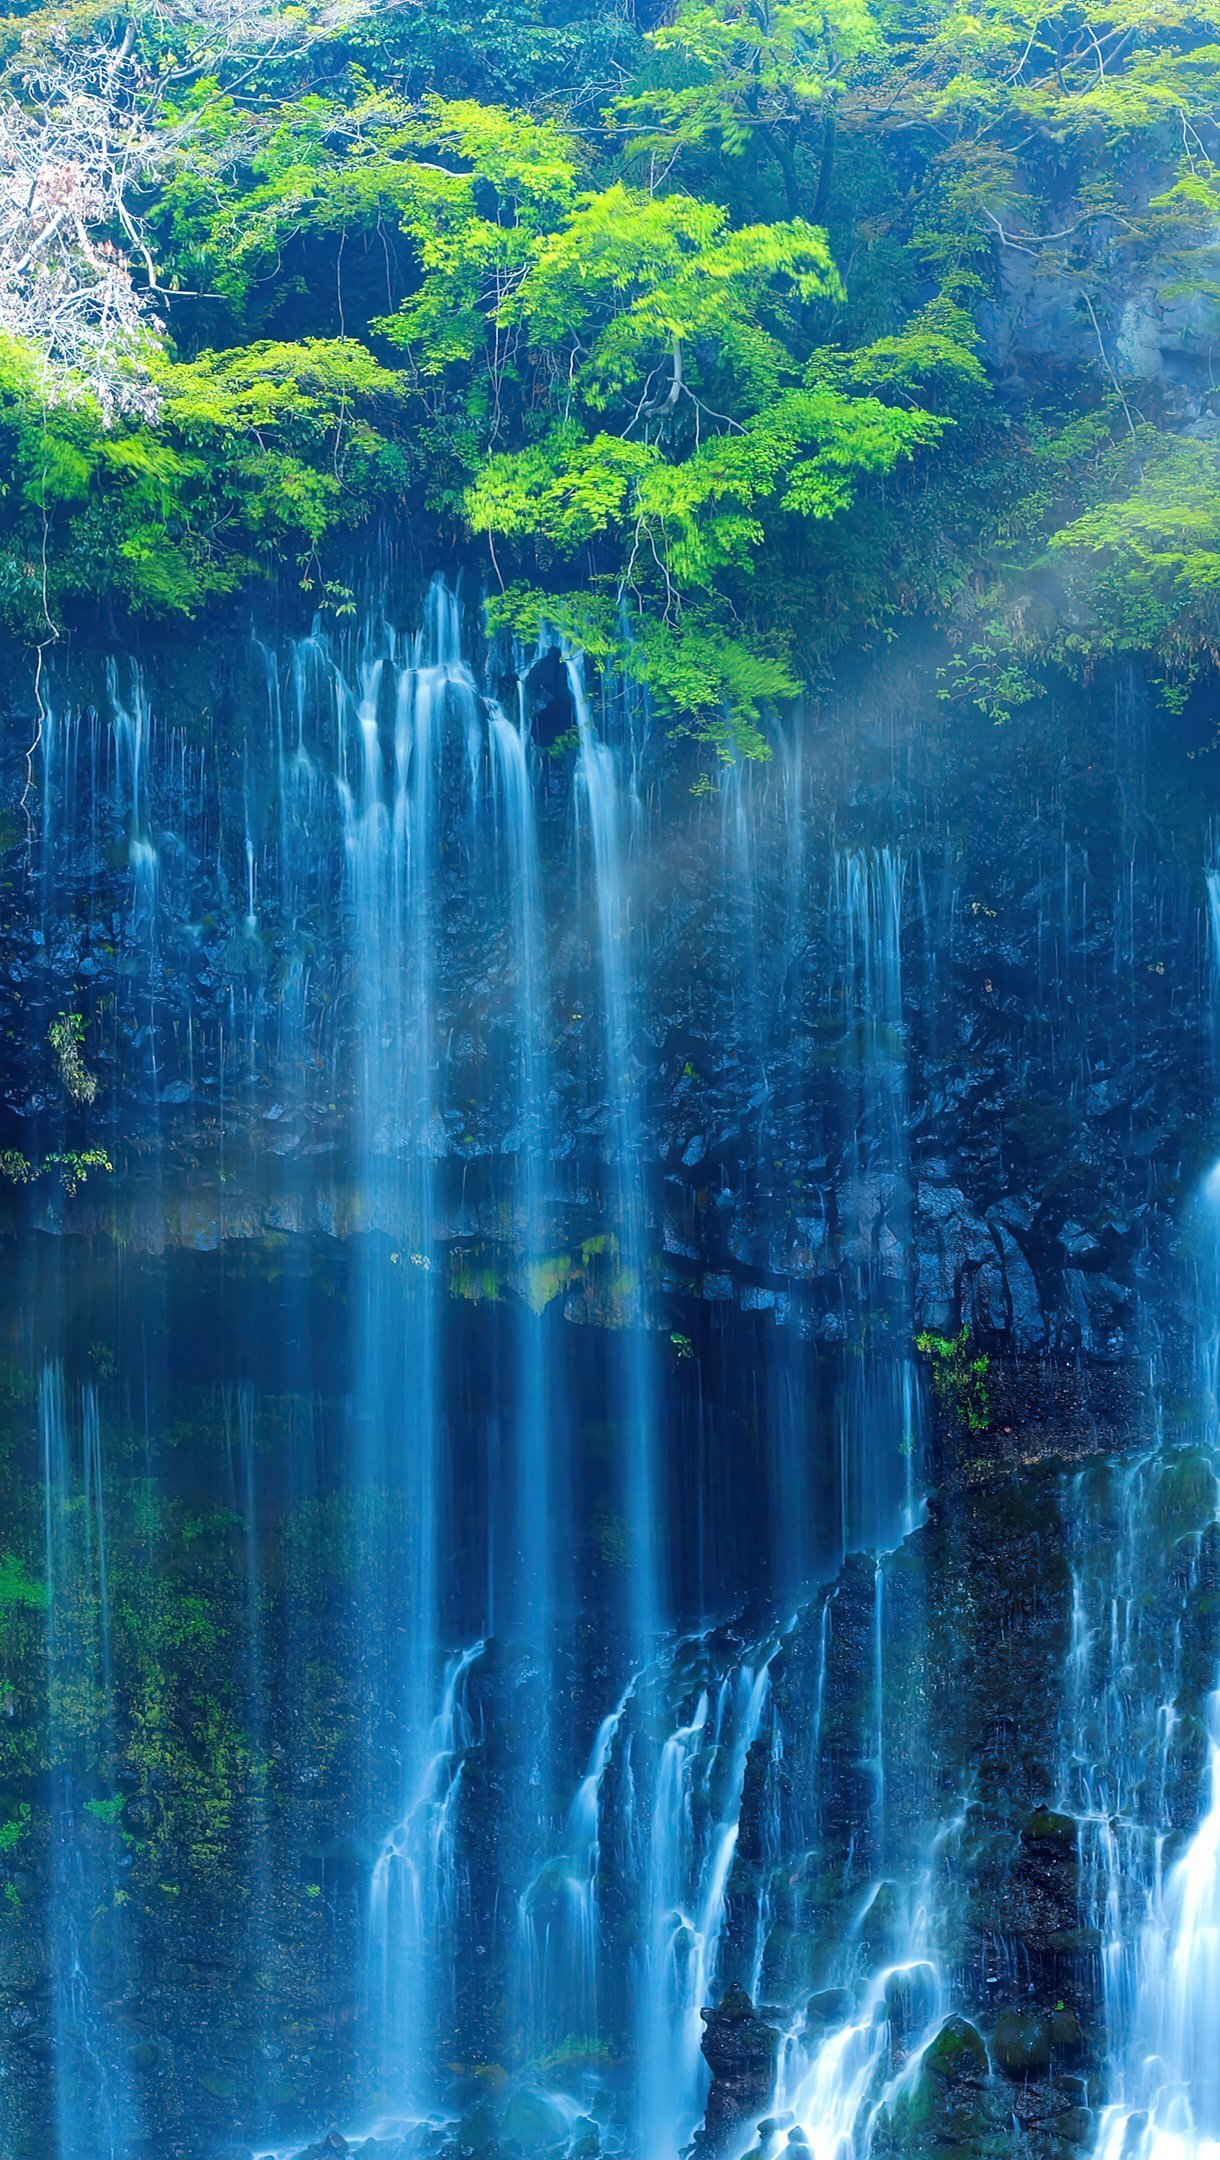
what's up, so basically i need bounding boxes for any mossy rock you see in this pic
[884,2018,998,2156]
[743,2121,783,2159]
[922,2017,989,2084]
[1021,1810,1077,1850]
[198,2068,239,2101]
[1148,1450,1218,1538]
[990,2012,1052,2076]
[805,1986,854,2029]
[501,2088,569,2147]
[455,2101,500,2155]
[1050,2011,1083,2054]
[474,2063,510,2091]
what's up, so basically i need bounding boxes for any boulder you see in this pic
[692,1984,781,2160]
[990,2012,1053,2077]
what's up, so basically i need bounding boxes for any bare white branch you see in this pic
[0,28,167,417]
[0,2,361,418]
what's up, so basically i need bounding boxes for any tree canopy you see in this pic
[1,0,1219,752]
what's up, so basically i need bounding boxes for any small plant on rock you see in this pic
[48,1012,98,1106]
[0,1147,112,1196]
[915,1324,992,1434]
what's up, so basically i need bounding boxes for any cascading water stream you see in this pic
[261,634,321,1083]
[514,1674,639,2058]
[777,1932,944,2160]
[567,651,660,1658]
[1072,1143,1220,2160]
[107,656,159,927]
[834,847,918,1550]
[488,697,556,1745]
[1091,1701,1220,2160]
[635,1646,782,2160]
[367,1640,487,2123]
[40,1363,137,2160]
[764,728,815,1603]
[330,590,469,2108]
[763,1563,953,2160]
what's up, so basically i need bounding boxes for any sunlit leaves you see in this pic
[0,329,409,626]
[468,429,659,546]
[468,382,942,601]
[1048,435,1220,644]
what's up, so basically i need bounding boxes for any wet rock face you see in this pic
[0,594,1216,2160]
[898,2015,1000,2153]
[0,603,1210,1378]
[692,1986,781,2160]
[0,1322,1214,2160]
[876,2008,1095,2160]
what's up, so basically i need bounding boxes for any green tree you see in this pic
[1,0,1219,754]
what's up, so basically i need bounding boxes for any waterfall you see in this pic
[367,1640,487,2121]
[107,656,159,923]
[488,696,558,1748]
[568,651,660,1656]
[40,1363,137,2160]
[834,847,918,1549]
[635,1646,781,2159]
[330,585,469,2107]
[1092,1703,1220,2160]
[778,1928,944,2160]
[515,1674,639,2054]
[261,634,320,1085]
[760,1541,951,2160]
[1072,1137,1220,2160]
[1077,886,1220,2160]
[721,741,812,1603]
[10,575,1030,2160]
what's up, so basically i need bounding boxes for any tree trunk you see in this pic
[813,105,836,222]
[764,128,801,218]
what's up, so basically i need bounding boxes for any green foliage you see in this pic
[628,613,800,762]
[48,1012,98,1105]
[1,0,1219,743]
[83,1794,126,1826]
[0,1149,113,1196]
[0,330,413,626]
[0,1802,30,1852]
[1048,435,1220,665]
[470,385,937,580]
[937,627,1046,728]
[619,0,881,219]
[916,1326,993,1434]
[0,1555,47,1612]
